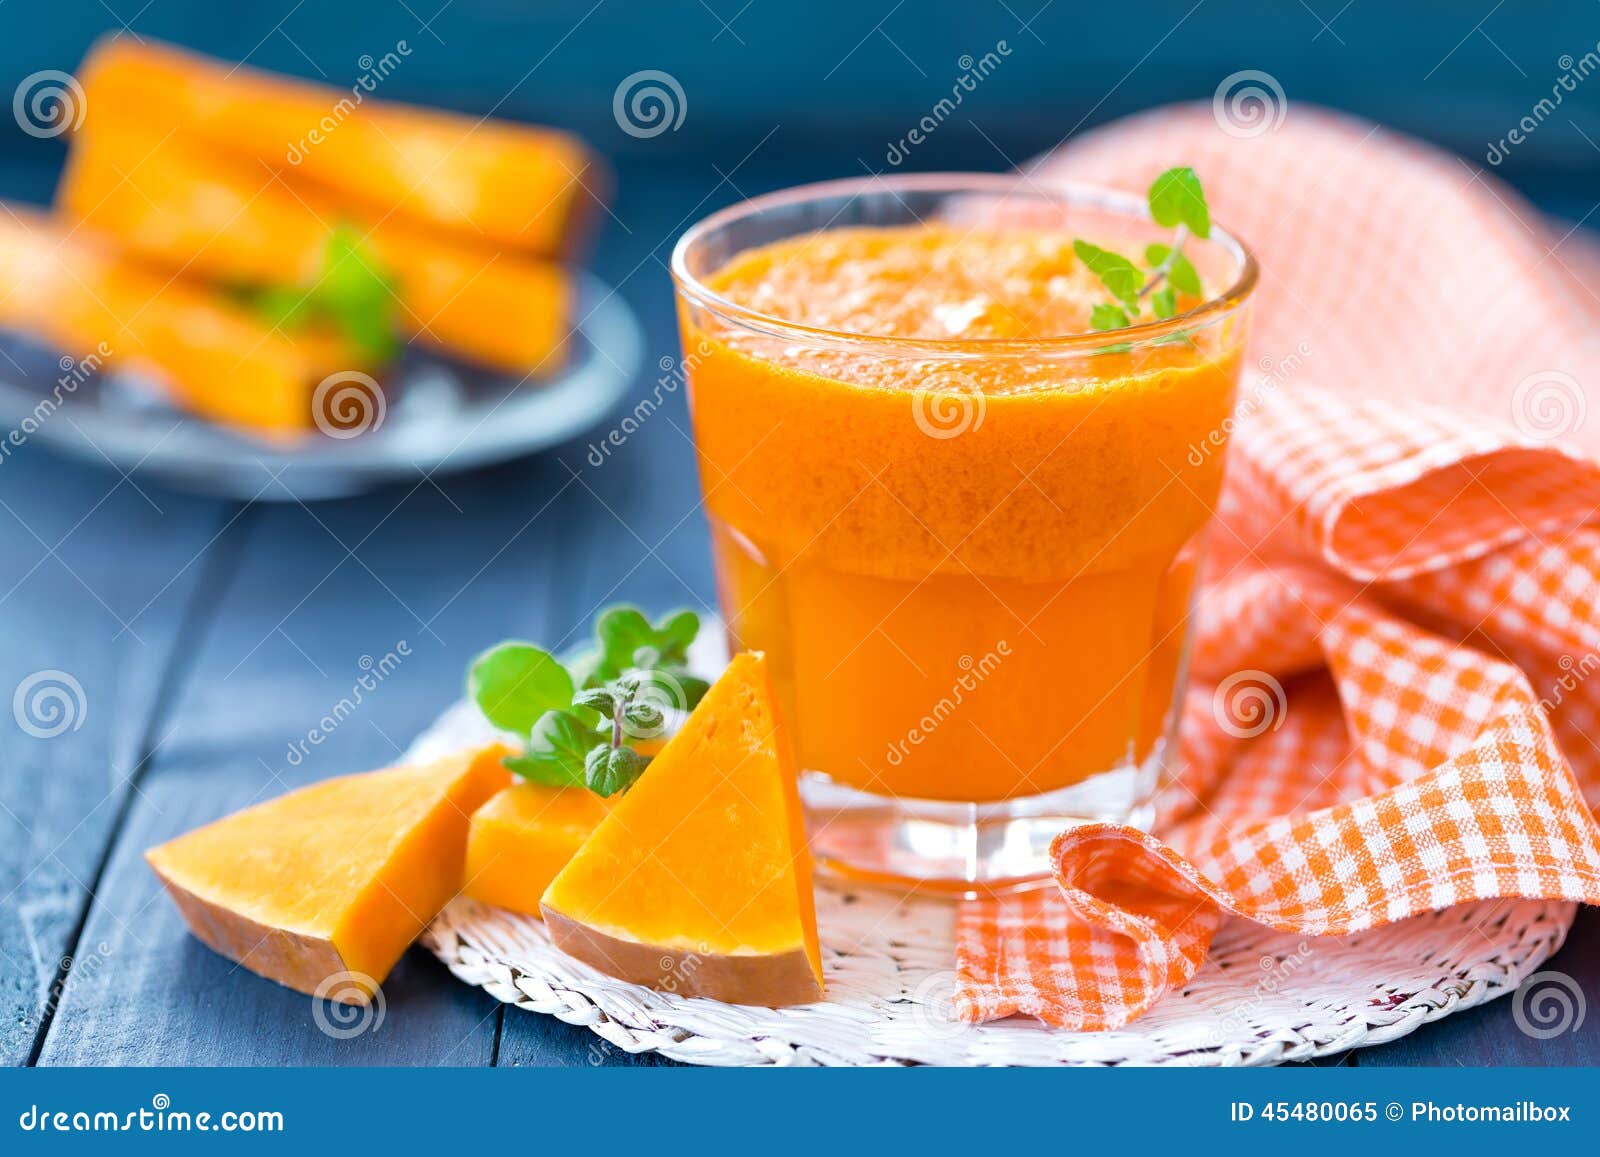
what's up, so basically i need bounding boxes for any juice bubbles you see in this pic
[673,179,1254,884]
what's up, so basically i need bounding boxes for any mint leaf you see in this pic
[1072,241,1142,309]
[241,225,401,365]
[1145,244,1202,296]
[505,709,595,787]
[320,226,401,363]
[1148,167,1210,239]
[584,744,650,798]
[469,642,574,736]
[623,699,664,733]
[1090,303,1131,331]
[572,686,617,716]
[589,605,702,684]
[594,606,655,676]
[652,609,699,666]
[674,672,711,711]
[1151,287,1178,319]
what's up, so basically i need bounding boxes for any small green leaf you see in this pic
[571,686,617,716]
[320,226,402,363]
[585,744,650,798]
[675,673,711,711]
[595,606,655,675]
[1090,303,1131,331]
[592,604,702,679]
[653,609,699,664]
[253,285,314,328]
[241,225,401,364]
[505,709,594,787]
[1148,167,1210,239]
[1151,287,1178,319]
[1145,244,1203,296]
[623,700,665,733]
[469,643,574,736]
[1072,241,1142,309]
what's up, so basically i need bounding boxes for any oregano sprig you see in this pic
[467,605,711,798]
[1074,166,1211,333]
[242,224,402,364]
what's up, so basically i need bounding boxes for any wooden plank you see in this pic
[37,455,583,1065]
[1355,905,1600,1066]
[0,445,228,1066]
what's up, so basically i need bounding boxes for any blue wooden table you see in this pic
[2,129,1597,1068]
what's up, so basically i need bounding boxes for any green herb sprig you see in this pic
[242,225,402,364]
[1074,166,1211,333]
[468,605,712,798]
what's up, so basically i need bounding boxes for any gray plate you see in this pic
[0,271,641,500]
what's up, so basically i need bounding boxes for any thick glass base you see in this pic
[800,750,1164,894]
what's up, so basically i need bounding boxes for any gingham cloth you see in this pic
[955,105,1600,1030]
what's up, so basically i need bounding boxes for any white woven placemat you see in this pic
[412,700,1574,1066]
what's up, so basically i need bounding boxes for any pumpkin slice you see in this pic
[463,782,611,917]
[146,746,508,1003]
[541,652,824,1007]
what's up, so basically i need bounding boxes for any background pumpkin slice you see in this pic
[58,123,574,376]
[463,782,611,917]
[75,35,602,256]
[146,746,508,1003]
[542,652,824,1007]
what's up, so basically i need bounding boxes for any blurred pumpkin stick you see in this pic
[58,124,573,375]
[0,208,358,436]
[74,36,603,256]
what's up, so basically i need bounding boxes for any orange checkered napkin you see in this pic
[955,105,1600,1030]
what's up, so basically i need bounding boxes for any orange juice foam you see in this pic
[683,224,1248,802]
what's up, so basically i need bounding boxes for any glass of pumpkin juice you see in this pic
[671,175,1256,890]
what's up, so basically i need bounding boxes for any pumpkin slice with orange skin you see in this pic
[541,652,824,1006]
[146,745,509,1003]
[462,739,665,917]
[463,782,612,917]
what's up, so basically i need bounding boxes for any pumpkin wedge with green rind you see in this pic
[541,652,824,1007]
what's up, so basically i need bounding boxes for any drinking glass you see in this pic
[671,174,1256,890]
